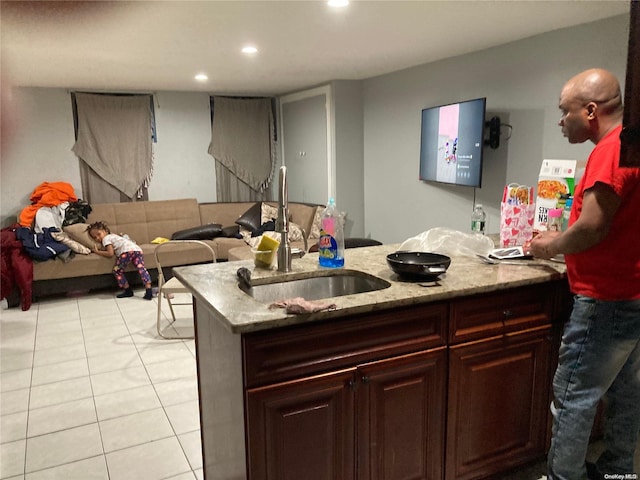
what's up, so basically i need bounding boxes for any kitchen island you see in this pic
[173,244,568,480]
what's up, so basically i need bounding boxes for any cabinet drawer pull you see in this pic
[503,310,513,318]
[361,375,370,385]
[348,379,357,390]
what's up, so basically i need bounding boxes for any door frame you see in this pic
[279,84,335,201]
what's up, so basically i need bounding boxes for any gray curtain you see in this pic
[208,96,275,202]
[79,162,148,204]
[72,93,153,203]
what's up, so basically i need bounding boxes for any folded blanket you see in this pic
[269,297,337,314]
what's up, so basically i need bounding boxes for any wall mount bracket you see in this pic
[484,116,501,149]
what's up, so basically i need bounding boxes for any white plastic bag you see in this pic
[399,227,494,258]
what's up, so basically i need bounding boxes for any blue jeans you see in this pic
[548,295,640,480]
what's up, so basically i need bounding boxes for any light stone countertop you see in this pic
[173,244,567,334]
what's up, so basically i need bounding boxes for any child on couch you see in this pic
[87,221,153,300]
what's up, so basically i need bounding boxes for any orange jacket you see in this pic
[19,182,78,227]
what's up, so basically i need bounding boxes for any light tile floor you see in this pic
[2,289,638,480]
[1,289,202,480]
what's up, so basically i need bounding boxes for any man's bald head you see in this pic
[558,68,623,144]
[561,68,623,116]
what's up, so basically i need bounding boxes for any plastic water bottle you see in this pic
[318,198,345,268]
[471,204,486,235]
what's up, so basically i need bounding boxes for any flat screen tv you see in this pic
[419,97,486,188]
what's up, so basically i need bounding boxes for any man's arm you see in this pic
[530,182,620,259]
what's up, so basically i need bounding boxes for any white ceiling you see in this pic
[1,0,630,96]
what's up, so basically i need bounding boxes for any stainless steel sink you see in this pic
[239,270,391,303]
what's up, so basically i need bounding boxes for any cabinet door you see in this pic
[446,327,552,480]
[358,348,447,480]
[246,368,356,480]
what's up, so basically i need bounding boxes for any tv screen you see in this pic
[419,97,486,188]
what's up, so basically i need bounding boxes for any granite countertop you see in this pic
[173,244,566,335]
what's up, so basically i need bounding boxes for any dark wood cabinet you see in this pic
[445,284,557,480]
[357,348,447,480]
[245,345,447,480]
[246,368,356,480]
[244,304,449,480]
[235,281,566,480]
[446,326,553,480]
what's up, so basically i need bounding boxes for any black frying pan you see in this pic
[386,251,451,280]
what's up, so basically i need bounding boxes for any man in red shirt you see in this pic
[531,69,640,480]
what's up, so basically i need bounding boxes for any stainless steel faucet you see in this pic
[276,166,307,272]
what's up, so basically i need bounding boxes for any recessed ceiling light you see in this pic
[242,46,258,54]
[194,73,208,82]
[328,0,349,7]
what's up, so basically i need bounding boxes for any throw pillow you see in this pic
[261,203,279,224]
[235,202,262,233]
[221,225,242,238]
[63,223,99,250]
[171,223,223,240]
[288,222,304,242]
[50,231,91,254]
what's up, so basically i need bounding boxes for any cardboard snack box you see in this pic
[534,159,577,231]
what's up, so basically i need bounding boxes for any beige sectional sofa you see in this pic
[32,198,321,298]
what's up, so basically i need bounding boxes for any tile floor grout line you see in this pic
[114,289,199,478]
[22,453,107,478]
[130,293,200,477]
[80,295,111,480]
[21,300,40,478]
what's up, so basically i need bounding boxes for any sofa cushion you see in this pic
[33,251,113,281]
[86,198,201,245]
[32,241,218,281]
[308,205,323,239]
[235,202,262,233]
[63,223,99,250]
[281,202,322,239]
[210,237,248,261]
[171,223,223,240]
[198,202,255,228]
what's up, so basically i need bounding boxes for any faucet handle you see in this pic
[289,228,308,259]
[291,247,306,259]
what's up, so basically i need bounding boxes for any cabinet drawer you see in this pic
[449,284,554,344]
[243,302,448,388]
